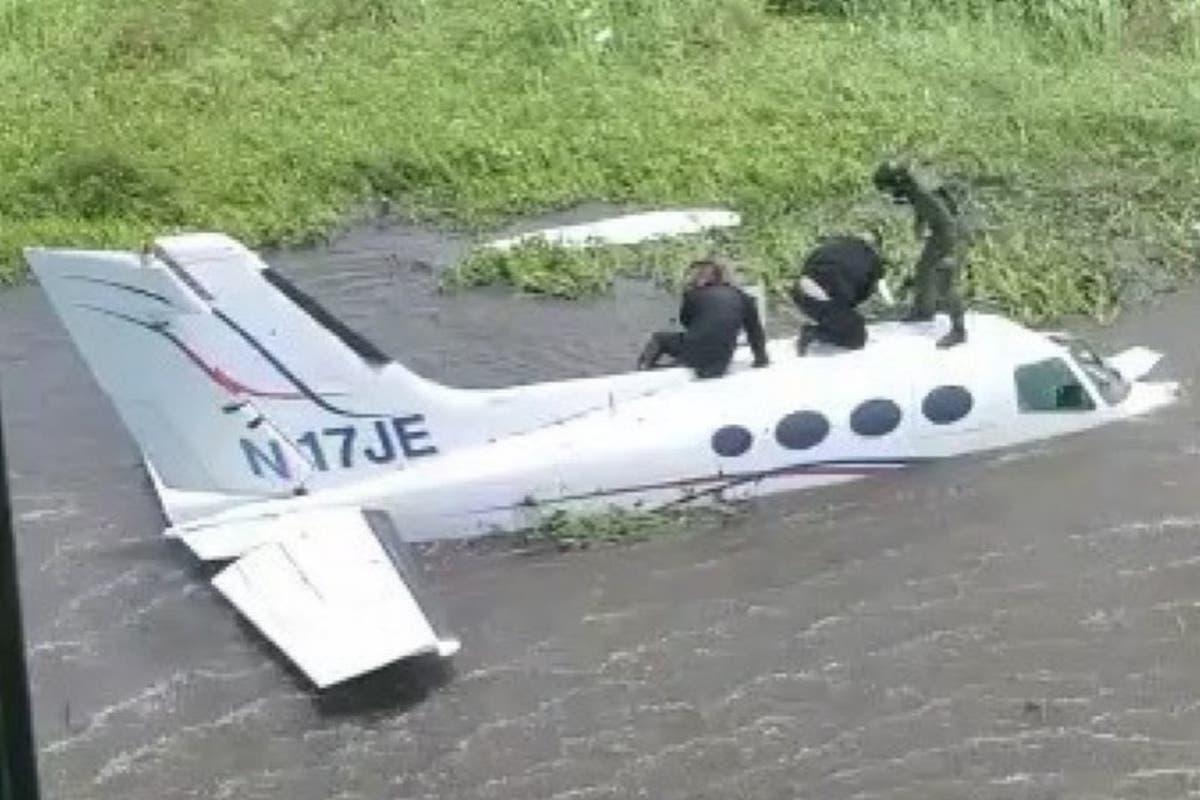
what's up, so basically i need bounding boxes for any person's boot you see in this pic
[936,324,966,349]
[636,337,660,370]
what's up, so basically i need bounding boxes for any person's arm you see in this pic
[679,288,695,328]
[742,291,769,367]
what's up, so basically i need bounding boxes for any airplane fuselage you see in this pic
[179,318,1177,545]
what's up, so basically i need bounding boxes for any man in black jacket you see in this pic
[790,232,885,355]
[637,259,770,378]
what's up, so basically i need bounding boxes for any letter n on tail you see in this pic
[241,438,291,480]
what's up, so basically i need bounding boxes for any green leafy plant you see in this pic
[526,505,687,549]
[2,0,1198,324]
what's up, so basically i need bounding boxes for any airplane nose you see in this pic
[1125,380,1181,415]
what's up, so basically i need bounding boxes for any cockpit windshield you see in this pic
[1049,334,1131,405]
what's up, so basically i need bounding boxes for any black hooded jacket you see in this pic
[678,283,768,375]
[799,235,883,305]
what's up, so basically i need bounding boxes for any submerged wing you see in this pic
[485,209,741,250]
[185,506,459,688]
[1108,346,1162,382]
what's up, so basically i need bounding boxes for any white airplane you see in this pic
[24,233,1178,688]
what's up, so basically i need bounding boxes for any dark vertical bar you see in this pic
[0,396,41,800]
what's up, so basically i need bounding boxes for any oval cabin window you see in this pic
[775,411,830,450]
[850,399,903,437]
[711,425,753,457]
[921,385,973,425]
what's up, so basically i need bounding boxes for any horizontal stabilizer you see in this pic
[207,507,459,688]
[144,456,259,525]
[1108,346,1162,381]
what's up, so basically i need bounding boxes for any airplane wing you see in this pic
[1108,346,1162,382]
[485,208,740,251]
[178,506,459,688]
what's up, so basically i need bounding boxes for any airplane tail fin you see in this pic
[27,231,699,520]
[25,233,455,517]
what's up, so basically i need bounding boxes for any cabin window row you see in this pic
[710,385,974,458]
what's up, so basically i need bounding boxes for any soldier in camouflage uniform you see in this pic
[872,161,967,349]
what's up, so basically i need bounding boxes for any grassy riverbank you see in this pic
[4,0,1200,320]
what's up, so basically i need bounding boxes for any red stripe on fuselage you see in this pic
[168,333,305,400]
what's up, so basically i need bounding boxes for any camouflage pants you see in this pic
[909,241,964,329]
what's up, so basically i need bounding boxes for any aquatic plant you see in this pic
[524,505,687,550]
[3,0,1200,322]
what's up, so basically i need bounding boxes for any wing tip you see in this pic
[435,638,462,658]
[309,640,461,690]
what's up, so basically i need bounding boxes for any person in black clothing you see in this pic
[637,259,770,378]
[790,232,885,355]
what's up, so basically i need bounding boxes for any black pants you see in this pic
[909,244,964,331]
[638,331,727,378]
[792,292,867,350]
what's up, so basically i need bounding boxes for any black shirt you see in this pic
[678,284,768,374]
[800,236,884,306]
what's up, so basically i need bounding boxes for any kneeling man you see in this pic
[790,232,885,355]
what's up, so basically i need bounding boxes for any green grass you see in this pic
[4,0,1200,321]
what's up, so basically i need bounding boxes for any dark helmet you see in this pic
[872,161,915,200]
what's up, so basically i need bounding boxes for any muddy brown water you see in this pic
[5,211,1200,799]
